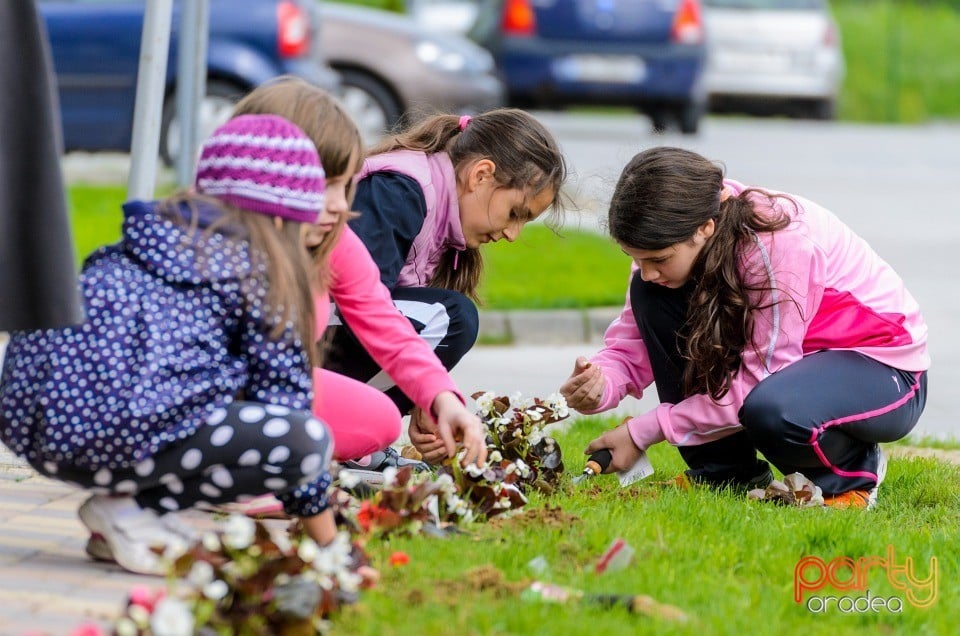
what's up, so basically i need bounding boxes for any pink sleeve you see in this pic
[582,265,656,413]
[327,227,461,412]
[626,230,815,450]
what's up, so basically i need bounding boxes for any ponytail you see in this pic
[684,192,789,399]
[429,247,483,301]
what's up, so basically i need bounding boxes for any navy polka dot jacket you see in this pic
[0,200,313,471]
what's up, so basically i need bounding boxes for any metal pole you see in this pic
[887,0,901,123]
[175,0,210,187]
[127,0,173,201]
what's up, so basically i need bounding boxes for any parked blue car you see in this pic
[39,0,339,164]
[469,0,708,133]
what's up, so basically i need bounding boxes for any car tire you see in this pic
[648,102,701,135]
[807,98,837,121]
[649,106,671,134]
[677,101,702,135]
[160,80,245,167]
[336,69,403,146]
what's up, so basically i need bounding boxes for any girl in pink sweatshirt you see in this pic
[233,77,487,472]
[562,147,928,508]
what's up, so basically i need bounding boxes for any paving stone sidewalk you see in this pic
[0,450,261,635]
[0,467,158,635]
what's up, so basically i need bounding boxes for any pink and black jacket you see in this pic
[588,179,930,451]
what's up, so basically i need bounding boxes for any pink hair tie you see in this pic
[458,115,472,132]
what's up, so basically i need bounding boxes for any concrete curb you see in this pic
[478,306,621,345]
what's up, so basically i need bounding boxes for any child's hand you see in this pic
[584,422,643,473]
[560,356,605,412]
[431,391,488,467]
[408,407,448,465]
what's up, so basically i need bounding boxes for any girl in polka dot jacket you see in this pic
[0,115,341,575]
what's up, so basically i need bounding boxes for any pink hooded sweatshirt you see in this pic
[588,179,930,451]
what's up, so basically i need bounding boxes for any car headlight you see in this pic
[415,38,493,75]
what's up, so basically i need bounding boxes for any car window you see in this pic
[703,0,824,8]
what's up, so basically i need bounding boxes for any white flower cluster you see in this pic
[475,391,569,456]
[293,530,362,594]
[434,472,474,523]
[475,390,496,415]
[544,392,570,419]
[490,484,515,511]
[504,458,531,480]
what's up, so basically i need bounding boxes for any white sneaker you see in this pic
[78,495,195,575]
[866,446,888,510]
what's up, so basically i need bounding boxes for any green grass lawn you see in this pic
[67,184,127,267]
[478,223,629,310]
[66,186,630,310]
[335,416,958,635]
[834,0,960,122]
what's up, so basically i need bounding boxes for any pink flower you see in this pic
[128,584,165,613]
[68,622,105,636]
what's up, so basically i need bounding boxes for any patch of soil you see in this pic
[446,563,530,602]
[405,588,426,606]
[580,483,661,500]
[487,504,581,531]
[431,565,529,606]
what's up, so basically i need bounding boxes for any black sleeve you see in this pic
[349,171,428,289]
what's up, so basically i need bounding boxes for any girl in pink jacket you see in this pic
[562,147,928,509]
[233,77,488,472]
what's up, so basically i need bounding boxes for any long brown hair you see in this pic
[608,147,791,400]
[232,76,363,285]
[370,108,567,300]
[158,192,319,367]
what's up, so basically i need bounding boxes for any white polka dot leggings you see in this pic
[38,402,334,518]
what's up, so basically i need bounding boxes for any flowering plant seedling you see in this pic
[333,393,572,535]
[421,392,570,521]
[113,515,369,635]
[470,391,569,494]
[342,466,464,537]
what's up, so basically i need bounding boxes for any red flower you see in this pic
[356,500,404,534]
[356,500,379,532]
[388,551,410,566]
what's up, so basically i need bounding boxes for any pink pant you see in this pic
[312,368,402,461]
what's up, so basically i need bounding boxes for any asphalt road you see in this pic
[450,114,960,440]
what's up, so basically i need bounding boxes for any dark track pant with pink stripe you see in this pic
[631,275,927,495]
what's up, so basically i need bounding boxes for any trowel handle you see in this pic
[584,448,613,475]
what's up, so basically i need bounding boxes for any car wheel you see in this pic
[649,107,671,134]
[677,101,702,135]
[337,69,403,146]
[807,98,837,121]
[160,80,245,167]
[648,102,702,135]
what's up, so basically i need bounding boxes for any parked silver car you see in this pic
[320,2,505,143]
[702,0,844,119]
